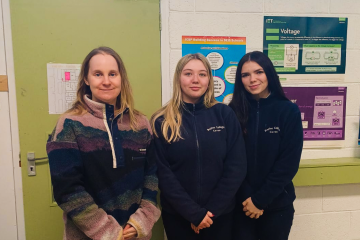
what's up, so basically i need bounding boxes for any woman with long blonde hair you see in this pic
[47,46,160,240]
[150,53,247,240]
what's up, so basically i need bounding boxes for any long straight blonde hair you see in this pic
[151,53,217,143]
[66,46,141,130]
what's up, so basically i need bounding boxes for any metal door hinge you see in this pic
[159,12,162,31]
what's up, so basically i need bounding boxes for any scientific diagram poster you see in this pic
[182,36,246,103]
[283,87,347,141]
[47,63,81,114]
[264,17,348,81]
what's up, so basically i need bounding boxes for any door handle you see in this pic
[27,152,48,176]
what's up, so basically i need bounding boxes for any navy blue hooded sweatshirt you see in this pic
[237,93,303,210]
[152,101,247,226]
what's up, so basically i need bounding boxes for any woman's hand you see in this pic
[124,224,137,240]
[191,223,200,234]
[190,211,214,234]
[242,197,264,219]
[198,211,214,230]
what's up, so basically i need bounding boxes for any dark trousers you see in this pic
[162,211,233,240]
[232,204,294,240]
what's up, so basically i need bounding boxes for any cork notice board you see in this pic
[0,75,8,92]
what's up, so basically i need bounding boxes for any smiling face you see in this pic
[241,61,269,100]
[180,59,210,104]
[85,54,121,106]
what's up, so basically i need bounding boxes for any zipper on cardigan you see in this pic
[104,106,128,168]
[103,106,117,168]
[255,101,260,163]
[110,109,126,136]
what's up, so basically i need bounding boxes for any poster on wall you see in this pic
[182,36,246,104]
[283,87,346,147]
[263,17,348,82]
[47,63,81,114]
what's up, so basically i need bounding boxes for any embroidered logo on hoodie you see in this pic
[207,126,225,132]
[264,126,280,133]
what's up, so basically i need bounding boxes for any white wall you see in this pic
[293,184,360,240]
[161,0,360,239]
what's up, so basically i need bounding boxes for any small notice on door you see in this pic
[47,63,81,114]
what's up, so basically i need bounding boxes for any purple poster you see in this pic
[283,87,347,141]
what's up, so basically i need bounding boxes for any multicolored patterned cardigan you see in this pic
[46,95,160,240]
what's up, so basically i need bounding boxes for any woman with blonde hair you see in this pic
[150,53,247,240]
[47,46,160,240]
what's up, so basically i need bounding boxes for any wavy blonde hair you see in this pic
[66,46,141,130]
[151,53,217,143]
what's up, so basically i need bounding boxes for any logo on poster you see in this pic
[265,19,286,24]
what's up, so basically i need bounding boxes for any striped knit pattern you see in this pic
[47,96,160,240]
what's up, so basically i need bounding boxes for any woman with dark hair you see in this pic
[47,47,160,240]
[229,51,303,240]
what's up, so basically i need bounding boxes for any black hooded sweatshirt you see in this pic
[237,93,303,210]
[152,101,247,226]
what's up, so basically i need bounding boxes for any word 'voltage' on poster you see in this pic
[182,36,246,103]
[264,17,348,82]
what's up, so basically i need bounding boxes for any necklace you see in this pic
[265,91,271,98]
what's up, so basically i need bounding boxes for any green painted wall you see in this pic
[10,0,163,239]
[294,157,360,186]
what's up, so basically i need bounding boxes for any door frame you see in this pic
[160,0,171,105]
[2,0,26,239]
[160,1,169,239]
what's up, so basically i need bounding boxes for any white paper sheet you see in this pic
[47,63,81,114]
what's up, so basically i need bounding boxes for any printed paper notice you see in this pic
[47,63,81,114]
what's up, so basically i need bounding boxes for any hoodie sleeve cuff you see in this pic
[251,195,266,210]
[192,209,208,227]
[237,181,253,204]
[116,228,124,240]
[127,200,161,238]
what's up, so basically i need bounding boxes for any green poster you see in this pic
[263,17,347,76]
